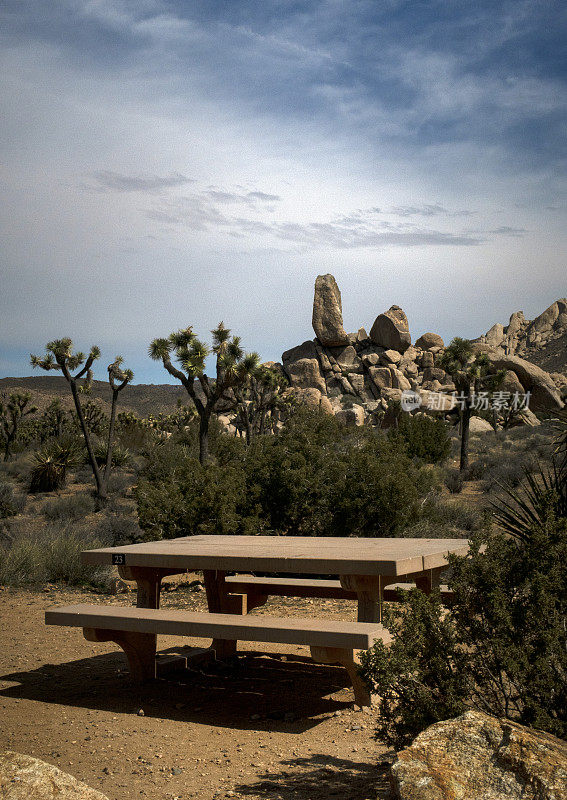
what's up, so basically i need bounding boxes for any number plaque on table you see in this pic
[112,554,126,565]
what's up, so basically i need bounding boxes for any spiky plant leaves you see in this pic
[148,338,171,360]
[491,461,567,541]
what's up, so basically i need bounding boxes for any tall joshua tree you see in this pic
[0,391,38,461]
[439,337,504,472]
[31,339,133,500]
[149,323,259,464]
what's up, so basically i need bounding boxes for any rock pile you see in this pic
[279,275,565,425]
[478,299,567,359]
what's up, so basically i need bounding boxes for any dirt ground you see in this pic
[0,581,392,800]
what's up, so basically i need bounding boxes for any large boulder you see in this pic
[469,416,494,434]
[487,354,563,411]
[282,340,326,394]
[415,332,444,350]
[335,405,365,426]
[370,306,411,353]
[390,711,567,800]
[0,751,109,799]
[312,274,349,347]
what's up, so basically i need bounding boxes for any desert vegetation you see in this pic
[0,329,565,759]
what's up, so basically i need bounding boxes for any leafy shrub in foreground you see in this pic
[360,511,567,747]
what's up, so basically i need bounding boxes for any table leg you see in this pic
[118,566,180,609]
[115,566,181,680]
[203,569,237,659]
[339,575,384,622]
[414,567,443,595]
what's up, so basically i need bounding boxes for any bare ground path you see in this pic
[0,584,391,800]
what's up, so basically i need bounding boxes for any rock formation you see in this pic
[477,299,567,365]
[0,751,109,799]
[389,711,567,800]
[312,274,349,347]
[370,306,412,353]
[276,275,566,427]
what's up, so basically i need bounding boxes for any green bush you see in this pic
[0,522,111,586]
[136,407,440,540]
[360,511,567,747]
[390,414,451,463]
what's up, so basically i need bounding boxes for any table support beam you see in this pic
[203,569,237,658]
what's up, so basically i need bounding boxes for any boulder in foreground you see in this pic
[0,751,109,800]
[390,711,567,800]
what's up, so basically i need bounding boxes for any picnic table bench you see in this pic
[46,535,468,706]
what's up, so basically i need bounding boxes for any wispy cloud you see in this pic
[90,171,194,193]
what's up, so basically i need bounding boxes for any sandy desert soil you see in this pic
[0,581,391,800]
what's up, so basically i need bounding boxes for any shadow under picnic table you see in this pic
[0,649,360,733]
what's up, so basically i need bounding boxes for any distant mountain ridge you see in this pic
[0,375,189,418]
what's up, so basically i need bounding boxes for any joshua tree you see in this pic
[31,340,132,500]
[149,323,259,463]
[0,391,37,461]
[233,364,291,444]
[439,337,504,471]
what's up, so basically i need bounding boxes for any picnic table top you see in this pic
[81,535,469,577]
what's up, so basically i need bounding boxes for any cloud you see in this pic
[490,226,527,237]
[90,170,194,193]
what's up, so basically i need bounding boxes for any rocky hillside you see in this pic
[278,275,565,426]
[477,298,567,376]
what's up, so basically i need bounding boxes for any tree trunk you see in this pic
[102,388,119,491]
[198,412,210,465]
[69,379,106,500]
[460,404,471,472]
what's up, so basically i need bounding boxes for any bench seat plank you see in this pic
[224,575,453,603]
[46,603,390,649]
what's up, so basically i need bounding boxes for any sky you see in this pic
[1,0,566,384]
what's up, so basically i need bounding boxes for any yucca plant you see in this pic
[491,462,567,541]
[28,436,83,493]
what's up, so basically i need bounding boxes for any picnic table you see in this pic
[46,535,469,705]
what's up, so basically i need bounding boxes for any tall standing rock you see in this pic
[312,274,349,347]
[370,306,411,353]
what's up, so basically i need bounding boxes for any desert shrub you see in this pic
[445,469,463,493]
[390,414,451,464]
[42,492,95,522]
[360,511,567,747]
[464,460,486,480]
[136,407,439,540]
[94,513,144,545]
[136,459,257,540]
[0,481,26,518]
[106,472,136,496]
[0,522,111,586]
[93,441,131,468]
[409,496,484,538]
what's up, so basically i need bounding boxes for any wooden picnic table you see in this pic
[81,534,469,628]
[46,535,471,703]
